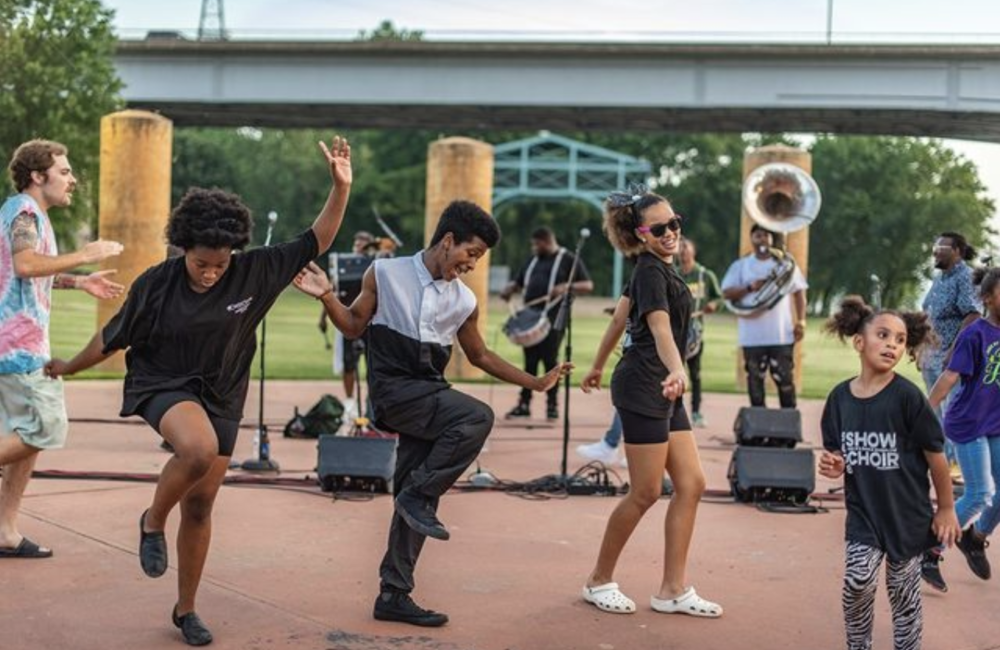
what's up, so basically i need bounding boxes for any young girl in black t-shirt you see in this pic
[46,137,353,646]
[579,187,721,619]
[820,296,960,650]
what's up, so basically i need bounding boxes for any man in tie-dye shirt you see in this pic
[0,139,124,558]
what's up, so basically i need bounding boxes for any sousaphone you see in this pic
[725,162,822,317]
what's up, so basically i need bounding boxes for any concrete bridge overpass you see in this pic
[115,39,1000,140]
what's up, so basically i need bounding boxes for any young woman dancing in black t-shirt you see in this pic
[820,296,960,650]
[45,137,352,646]
[579,188,721,618]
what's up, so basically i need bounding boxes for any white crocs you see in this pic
[650,586,723,618]
[582,582,636,614]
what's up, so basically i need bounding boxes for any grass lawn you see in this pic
[50,289,922,400]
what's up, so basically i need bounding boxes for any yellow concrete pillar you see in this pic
[736,145,812,394]
[96,110,173,371]
[425,137,494,380]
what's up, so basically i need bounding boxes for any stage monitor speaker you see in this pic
[727,446,815,505]
[734,407,802,448]
[317,435,397,493]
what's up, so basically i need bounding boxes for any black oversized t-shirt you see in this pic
[821,374,945,561]
[611,252,692,418]
[102,229,319,421]
[515,249,591,323]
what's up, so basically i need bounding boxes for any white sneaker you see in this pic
[576,440,620,465]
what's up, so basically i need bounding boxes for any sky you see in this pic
[101,0,1000,245]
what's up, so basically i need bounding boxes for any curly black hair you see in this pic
[166,187,254,250]
[973,265,1000,300]
[430,200,500,248]
[824,295,934,361]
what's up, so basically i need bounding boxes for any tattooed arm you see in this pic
[10,211,124,278]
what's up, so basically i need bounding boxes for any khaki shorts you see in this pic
[0,370,69,450]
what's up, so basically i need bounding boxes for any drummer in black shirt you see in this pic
[499,227,592,420]
[46,136,353,646]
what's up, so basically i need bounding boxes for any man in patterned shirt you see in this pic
[921,231,981,415]
[0,139,123,558]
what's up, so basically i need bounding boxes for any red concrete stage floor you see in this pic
[2,381,998,650]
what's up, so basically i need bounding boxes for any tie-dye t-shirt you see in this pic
[0,194,58,374]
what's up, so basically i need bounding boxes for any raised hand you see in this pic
[536,362,574,392]
[580,368,603,393]
[318,135,352,188]
[80,239,124,263]
[293,261,334,299]
[79,269,124,300]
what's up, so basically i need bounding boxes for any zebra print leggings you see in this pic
[843,542,923,650]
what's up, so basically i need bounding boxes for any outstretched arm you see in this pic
[11,212,123,278]
[310,136,353,253]
[928,369,960,410]
[581,296,629,393]
[457,306,571,390]
[45,332,114,378]
[295,261,377,339]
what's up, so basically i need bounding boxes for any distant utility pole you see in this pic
[826,0,834,45]
[198,0,228,41]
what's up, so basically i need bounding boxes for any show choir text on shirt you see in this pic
[841,430,900,473]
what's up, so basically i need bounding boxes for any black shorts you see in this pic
[138,391,241,457]
[618,401,692,445]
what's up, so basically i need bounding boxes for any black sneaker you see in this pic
[921,550,948,593]
[172,606,213,646]
[505,403,531,419]
[956,525,991,580]
[546,405,559,421]
[394,489,450,540]
[373,591,448,627]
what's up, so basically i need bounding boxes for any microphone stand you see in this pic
[242,211,280,472]
[552,231,589,481]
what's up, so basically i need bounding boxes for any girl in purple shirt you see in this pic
[927,266,1000,589]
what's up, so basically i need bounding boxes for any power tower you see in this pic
[198,0,228,41]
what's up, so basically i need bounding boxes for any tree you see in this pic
[809,136,995,310]
[356,20,423,42]
[0,0,123,243]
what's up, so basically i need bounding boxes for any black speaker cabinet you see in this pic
[317,435,397,493]
[727,446,815,504]
[734,407,802,448]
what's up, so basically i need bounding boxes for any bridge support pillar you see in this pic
[96,110,173,371]
[425,137,494,380]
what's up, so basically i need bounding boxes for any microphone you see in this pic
[870,273,881,283]
[264,211,278,247]
[580,227,591,240]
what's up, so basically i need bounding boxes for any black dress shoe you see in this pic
[394,489,449,540]
[139,510,168,578]
[172,606,213,646]
[373,591,448,627]
[504,403,531,419]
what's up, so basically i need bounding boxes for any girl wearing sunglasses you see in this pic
[580,188,722,619]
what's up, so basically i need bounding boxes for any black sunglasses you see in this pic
[639,215,683,238]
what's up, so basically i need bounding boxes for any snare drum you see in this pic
[502,306,551,348]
